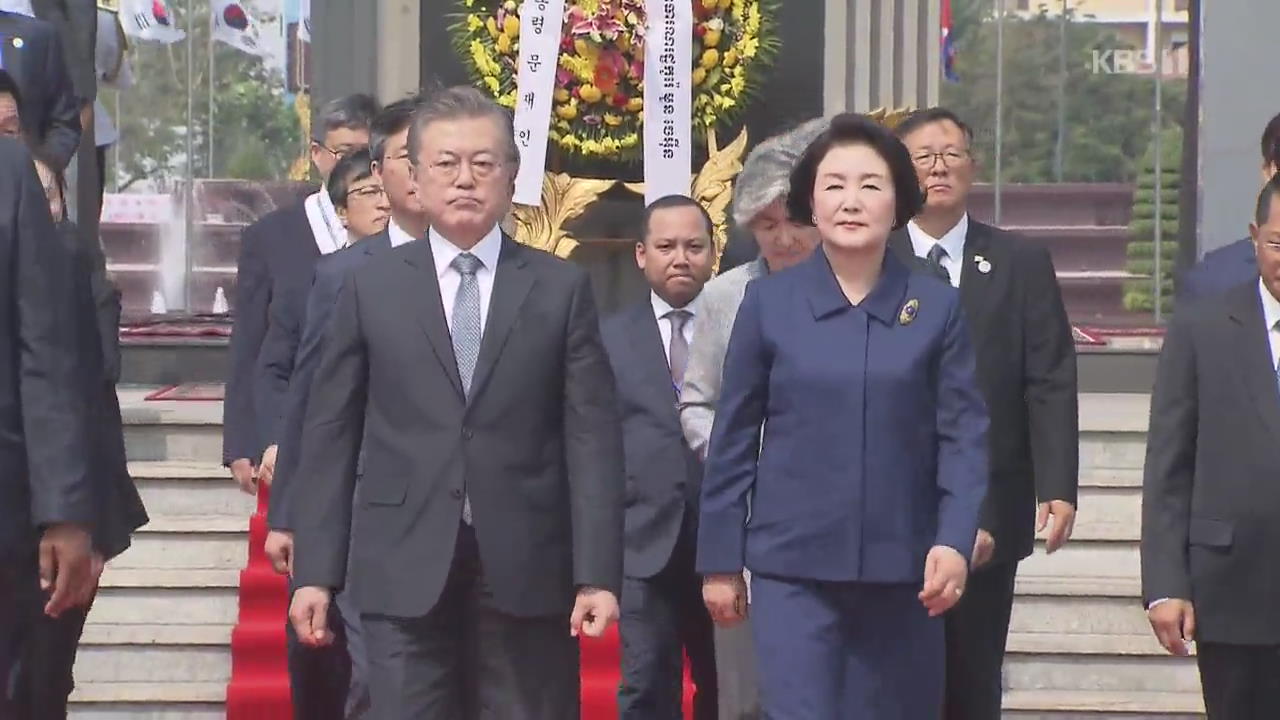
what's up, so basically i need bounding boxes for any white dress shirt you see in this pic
[907,213,970,289]
[650,291,699,366]
[1260,278,1280,371]
[387,219,419,248]
[304,191,346,255]
[430,224,503,335]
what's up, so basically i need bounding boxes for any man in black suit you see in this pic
[9,146,146,719]
[603,196,718,720]
[892,108,1080,720]
[288,86,624,719]
[1142,176,1280,719]
[0,136,97,717]
[0,11,81,171]
[1178,113,1280,303]
[222,93,377,495]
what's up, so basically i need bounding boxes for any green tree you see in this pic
[1123,128,1181,314]
[101,2,304,191]
[941,6,1186,184]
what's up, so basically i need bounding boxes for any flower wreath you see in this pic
[453,0,778,161]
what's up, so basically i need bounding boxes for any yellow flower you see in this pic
[579,84,603,103]
[723,49,739,67]
[620,133,639,148]
[464,0,475,6]
[692,67,707,86]
[555,101,579,120]
[603,113,623,127]
[617,34,630,52]
[560,135,580,150]
[730,75,746,95]
[703,29,722,48]
[719,0,732,9]
[740,37,759,59]
[582,139,601,155]
[700,49,719,70]
[466,15,483,33]
[717,95,735,109]
[626,97,644,112]
[700,0,717,9]
[486,16,499,39]
[554,88,571,102]
[560,54,593,83]
[601,136,618,153]
[503,15,520,38]
[498,92,516,108]
[496,33,513,54]
[484,76,500,94]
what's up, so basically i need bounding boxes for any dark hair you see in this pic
[407,85,519,168]
[639,195,715,244]
[326,149,375,209]
[893,107,975,146]
[370,94,425,163]
[1262,113,1280,167]
[0,70,22,118]
[1255,172,1280,226]
[313,93,380,143]
[787,113,925,231]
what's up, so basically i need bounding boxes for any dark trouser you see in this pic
[714,622,759,720]
[943,559,1018,720]
[286,578,368,719]
[750,575,943,719]
[361,524,579,720]
[0,544,91,720]
[1197,642,1280,719]
[618,520,718,720]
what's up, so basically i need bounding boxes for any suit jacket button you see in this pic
[462,428,473,440]
[451,488,462,499]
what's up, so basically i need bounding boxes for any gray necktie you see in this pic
[926,243,950,283]
[667,309,691,389]
[451,252,483,524]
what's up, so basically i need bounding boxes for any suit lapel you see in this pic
[468,236,535,405]
[401,240,465,401]
[627,301,682,428]
[887,229,917,269]
[958,221,997,329]
[1226,285,1280,438]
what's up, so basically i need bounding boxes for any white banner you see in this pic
[511,0,566,206]
[642,0,692,205]
[297,0,311,43]
[120,0,186,44]
[212,0,267,57]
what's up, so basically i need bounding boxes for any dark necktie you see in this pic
[926,243,950,283]
[450,252,483,525]
[666,309,691,388]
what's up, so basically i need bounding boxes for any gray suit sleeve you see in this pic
[14,144,93,528]
[679,288,727,459]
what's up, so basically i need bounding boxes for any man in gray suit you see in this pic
[1142,175,1280,720]
[288,86,624,719]
[678,119,824,719]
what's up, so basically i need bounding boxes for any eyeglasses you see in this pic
[315,141,364,158]
[911,150,970,169]
[426,156,503,181]
[346,185,386,201]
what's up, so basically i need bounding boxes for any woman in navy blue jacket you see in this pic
[696,113,990,718]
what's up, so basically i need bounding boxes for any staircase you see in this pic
[1004,393,1203,718]
[69,388,250,719]
[68,389,1199,717]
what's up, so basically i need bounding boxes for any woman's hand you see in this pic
[918,545,968,617]
[703,573,749,627]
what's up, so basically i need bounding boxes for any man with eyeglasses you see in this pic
[288,86,623,718]
[890,107,1080,720]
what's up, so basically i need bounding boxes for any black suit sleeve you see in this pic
[222,222,270,465]
[256,285,301,449]
[34,26,83,172]
[1140,310,1197,603]
[561,269,624,596]
[291,271,368,591]
[1020,245,1079,509]
[84,235,121,384]
[13,144,93,528]
[268,262,345,530]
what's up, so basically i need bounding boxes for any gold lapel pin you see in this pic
[899,298,920,326]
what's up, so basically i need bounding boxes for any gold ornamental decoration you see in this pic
[510,173,619,258]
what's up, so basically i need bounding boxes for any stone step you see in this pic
[131,463,253,519]
[1002,689,1204,718]
[119,388,224,463]
[72,645,229,684]
[1017,540,1137,581]
[106,531,246,571]
[1012,594,1150,637]
[1007,632,1178,657]
[70,705,223,720]
[79,623,231,646]
[1067,486,1140,541]
[69,682,224,719]
[87,587,239,626]
[1004,653,1201,693]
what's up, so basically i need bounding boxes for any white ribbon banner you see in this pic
[512,0,567,206]
[643,0,693,206]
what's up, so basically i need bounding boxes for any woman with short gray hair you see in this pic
[677,117,826,719]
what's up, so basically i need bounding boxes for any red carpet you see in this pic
[224,485,696,717]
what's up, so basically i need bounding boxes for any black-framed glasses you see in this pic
[427,156,503,181]
[911,150,970,169]
[346,185,386,200]
[314,140,363,158]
